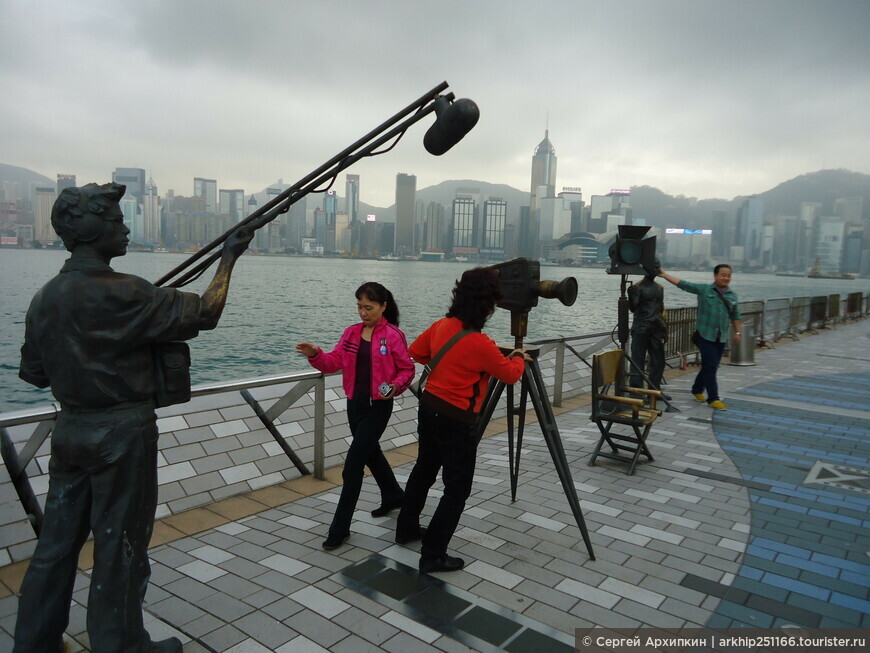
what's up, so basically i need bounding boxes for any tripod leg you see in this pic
[525,362,595,560]
[506,383,517,501]
[474,378,505,443]
[510,377,531,502]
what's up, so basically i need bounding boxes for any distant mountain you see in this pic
[630,169,870,231]
[0,163,54,187]
[755,169,870,218]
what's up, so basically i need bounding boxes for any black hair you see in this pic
[446,267,502,331]
[714,264,733,275]
[356,281,400,326]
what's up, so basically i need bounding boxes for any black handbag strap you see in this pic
[416,329,474,391]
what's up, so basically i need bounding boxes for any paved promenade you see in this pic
[1,319,868,651]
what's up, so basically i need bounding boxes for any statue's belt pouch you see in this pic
[153,342,191,408]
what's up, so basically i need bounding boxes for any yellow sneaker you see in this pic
[692,393,706,403]
[709,400,727,410]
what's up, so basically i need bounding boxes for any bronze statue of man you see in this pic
[14,182,252,653]
[627,265,667,393]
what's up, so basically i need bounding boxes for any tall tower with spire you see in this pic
[530,128,557,215]
[524,127,557,257]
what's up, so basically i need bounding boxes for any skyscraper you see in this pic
[120,193,141,243]
[143,177,160,245]
[451,195,476,254]
[57,174,76,194]
[345,174,360,225]
[530,130,557,216]
[33,186,56,244]
[481,198,507,259]
[815,217,845,273]
[799,202,821,269]
[112,168,146,203]
[394,173,416,255]
[219,189,246,223]
[423,201,446,252]
[193,177,218,214]
[345,174,361,255]
[737,196,764,265]
[528,129,557,255]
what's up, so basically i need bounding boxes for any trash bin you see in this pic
[728,324,755,366]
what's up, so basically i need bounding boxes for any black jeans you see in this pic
[328,396,403,536]
[14,403,158,653]
[396,402,478,561]
[693,335,726,402]
[629,324,666,390]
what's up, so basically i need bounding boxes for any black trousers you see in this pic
[629,324,666,390]
[693,335,726,402]
[396,402,478,560]
[14,403,158,653]
[328,396,403,536]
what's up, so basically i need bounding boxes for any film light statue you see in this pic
[474,258,595,560]
[607,225,677,412]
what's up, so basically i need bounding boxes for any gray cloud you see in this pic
[2,0,868,206]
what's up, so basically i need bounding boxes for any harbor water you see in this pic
[0,248,865,412]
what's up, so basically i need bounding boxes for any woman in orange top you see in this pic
[396,267,530,573]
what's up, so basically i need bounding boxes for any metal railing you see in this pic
[2,371,328,538]
[1,290,868,562]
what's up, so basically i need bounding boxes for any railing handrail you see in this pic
[0,368,325,434]
[3,291,869,430]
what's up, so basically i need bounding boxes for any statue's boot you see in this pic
[149,637,183,653]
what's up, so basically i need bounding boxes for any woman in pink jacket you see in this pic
[296,282,415,550]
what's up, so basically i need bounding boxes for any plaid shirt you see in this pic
[677,280,741,343]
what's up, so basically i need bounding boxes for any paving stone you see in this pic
[197,591,257,622]
[200,624,249,651]
[284,609,352,649]
[381,631,441,653]
[232,609,298,650]
[331,606,399,647]
[148,596,205,626]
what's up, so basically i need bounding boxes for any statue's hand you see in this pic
[225,227,254,258]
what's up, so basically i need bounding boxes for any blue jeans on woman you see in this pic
[328,396,404,537]
[693,335,726,402]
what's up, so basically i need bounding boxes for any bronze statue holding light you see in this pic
[627,262,668,395]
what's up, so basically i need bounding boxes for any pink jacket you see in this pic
[307,319,415,400]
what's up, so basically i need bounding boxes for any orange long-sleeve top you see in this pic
[409,317,524,418]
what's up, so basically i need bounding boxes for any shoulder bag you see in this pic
[408,329,473,398]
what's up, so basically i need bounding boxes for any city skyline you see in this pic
[2,1,869,208]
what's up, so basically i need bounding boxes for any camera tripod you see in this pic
[474,329,595,560]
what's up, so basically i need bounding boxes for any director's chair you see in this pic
[589,349,662,475]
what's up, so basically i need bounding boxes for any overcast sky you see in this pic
[2,0,868,207]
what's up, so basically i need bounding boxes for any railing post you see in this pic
[553,340,565,407]
[314,376,326,480]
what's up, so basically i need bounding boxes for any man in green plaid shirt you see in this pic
[658,264,743,410]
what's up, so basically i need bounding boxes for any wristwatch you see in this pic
[735,331,742,335]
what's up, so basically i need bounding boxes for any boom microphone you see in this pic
[423,97,480,155]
